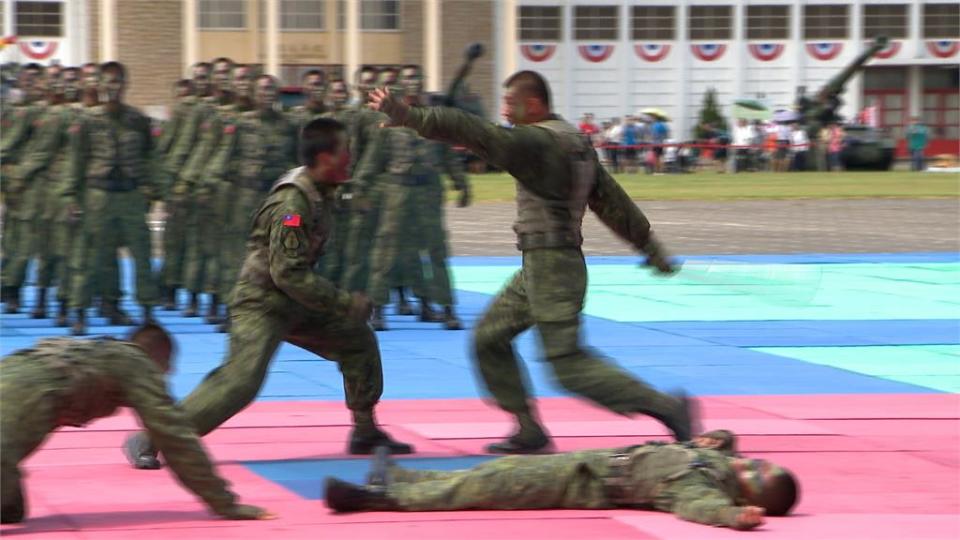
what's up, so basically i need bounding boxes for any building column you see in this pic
[183,0,198,73]
[424,0,440,91]
[790,0,803,107]
[848,0,864,117]
[676,0,689,139]
[266,0,279,76]
[495,0,517,117]
[562,0,573,119]
[907,0,923,118]
[3,0,13,37]
[326,0,339,73]
[619,0,630,116]
[732,2,745,103]
[345,0,359,85]
[99,0,117,61]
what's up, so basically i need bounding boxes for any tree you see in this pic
[695,88,728,140]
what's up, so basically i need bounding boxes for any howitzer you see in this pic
[797,36,888,170]
[443,43,484,108]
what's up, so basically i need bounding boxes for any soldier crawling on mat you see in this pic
[0,324,273,524]
[324,430,798,532]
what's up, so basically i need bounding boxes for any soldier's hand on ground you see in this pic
[218,503,276,520]
[456,185,472,208]
[368,87,408,127]
[644,252,681,275]
[734,506,766,530]
[346,292,374,322]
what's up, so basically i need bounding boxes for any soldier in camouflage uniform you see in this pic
[357,65,471,331]
[370,71,696,453]
[339,67,390,297]
[122,118,414,470]
[208,72,298,332]
[324,436,797,531]
[160,62,213,313]
[286,69,327,129]
[0,323,273,523]
[176,58,236,321]
[156,79,195,159]
[4,67,80,322]
[64,62,161,336]
[0,63,45,313]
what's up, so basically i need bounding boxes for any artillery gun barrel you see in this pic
[816,36,889,100]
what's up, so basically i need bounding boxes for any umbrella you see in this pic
[773,109,800,124]
[734,99,768,111]
[640,107,670,121]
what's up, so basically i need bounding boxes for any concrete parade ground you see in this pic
[1,194,958,540]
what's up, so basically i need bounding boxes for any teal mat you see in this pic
[752,345,960,393]
[453,262,960,322]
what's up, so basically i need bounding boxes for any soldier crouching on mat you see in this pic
[325,431,796,531]
[0,323,273,523]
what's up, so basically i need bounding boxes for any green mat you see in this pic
[752,345,960,393]
[452,262,960,322]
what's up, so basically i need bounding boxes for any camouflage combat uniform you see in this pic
[376,442,756,530]
[0,338,251,523]
[391,106,686,446]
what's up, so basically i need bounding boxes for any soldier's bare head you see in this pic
[61,67,80,103]
[192,62,212,96]
[99,61,127,105]
[302,69,326,105]
[128,323,176,373]
[211,57,235,94]
[300,117,349,185]
[174,78,193,98]
[731,459,799,517]
[326,79,349,108]
[255,74,279,110]
[232,64,254,100]
[502,70,551,125]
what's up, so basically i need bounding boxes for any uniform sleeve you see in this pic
[181,113,222,194]
[351,127,388,198]
[0,107,35,163]
[403,106,553,179]
[586,158,655,252]
[140,114,163,201]
[267,189,353,312]
[12,112,59,188]
[111,354,240,515]
[205,120,237,184]
[60,117,88,206]
[654,473,746,529]
[165,104,202,175]
[441,143,468,191]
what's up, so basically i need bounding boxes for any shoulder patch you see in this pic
[224,124,236,134]
[282,213,302,227]
[68,123,81,134]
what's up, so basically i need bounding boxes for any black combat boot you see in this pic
[418,299,442,322]
[30,288,47,319]
[348,411,413,454]
[370,306,387,331]
[162,286,177,310]
[2,287,20,314]
[396,287,414,316]
[442,305,462,330]
[485,413,553,454]
[324,478,398,513]
[182,292,200,317]
[71,309,87,336]
[54,301,69,327]
[122,433,161,470]
[663,390,701,442]
[142,305,156,324]
[102,301,133,326]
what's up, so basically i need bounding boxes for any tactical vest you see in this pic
[238,167,332,288]
[513,117,596,250]
[83,105,150,191]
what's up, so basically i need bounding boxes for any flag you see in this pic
[282,214,301,227]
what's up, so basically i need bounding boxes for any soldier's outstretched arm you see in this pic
[655,475,760,530]
[111,351,270,520]
[267,189,354,313]
[399,106,551,176]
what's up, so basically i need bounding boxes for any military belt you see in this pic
[602,451,639,507]
[89,177,137,192]
[515,230,583,251]
[398,173,431,186]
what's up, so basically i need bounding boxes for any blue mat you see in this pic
[244,456,497,500]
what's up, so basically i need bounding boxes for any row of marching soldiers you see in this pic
[0,58,471,335]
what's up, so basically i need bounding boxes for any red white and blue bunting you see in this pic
[748,43,784,61]
[926,40,959,58]
[691,43,726,61]
[519,44,556,63]
[578,44,614,63]
[634,43,671,62]
[873,40,901,59]
[18,40,58,60]
[806,42,843,61]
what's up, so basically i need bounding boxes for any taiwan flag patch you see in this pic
[282,214,301,227]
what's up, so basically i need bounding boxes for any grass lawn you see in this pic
[459,170,960,202]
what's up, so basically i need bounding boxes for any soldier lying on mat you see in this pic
[324,430,797,531]
[0,324,273,524]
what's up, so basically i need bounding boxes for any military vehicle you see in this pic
[839,124,896,170]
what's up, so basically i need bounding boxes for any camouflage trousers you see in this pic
[340,184,384,293]
[473,247,678,422]
[368,181,455,306]
[183,181,230,295]
[386,451,613,511]
[161,198,192,290]
[163,283,384,439]
[0,355,64,523]
[218,186,266,300]
[317,206,352,285]
[6,184,58,289]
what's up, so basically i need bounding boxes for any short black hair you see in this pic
[62,66,79,77]
[401,64,421,72]
[762,468,800,516]
[504,70,551,109]
[211,57,235,67]
[174,78,193,90]
[378,66,398,76]
[193,61,212,73]
[299,117,346,168]
[22,62,42,74]
[127,322,175,370]
[302,69,325,81]
[100,61,127,80]
[257,73,278,85]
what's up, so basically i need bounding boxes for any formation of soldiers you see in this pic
[0,59,470,335]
